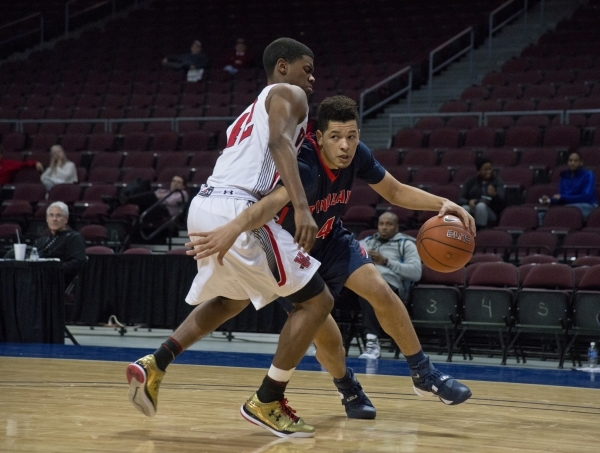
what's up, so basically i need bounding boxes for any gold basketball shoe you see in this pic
[240,393,316,438]
[126,354,165,417]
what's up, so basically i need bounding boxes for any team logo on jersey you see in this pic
[360,245,368,258]
[309,190,351,214]
[293,251,312,269]
[198,185,214,197]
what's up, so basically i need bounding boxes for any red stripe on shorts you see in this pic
[263,224,287,287]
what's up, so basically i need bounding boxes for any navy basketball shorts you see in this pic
[278,227,372,313]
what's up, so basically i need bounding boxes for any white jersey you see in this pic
[207,83,308,198]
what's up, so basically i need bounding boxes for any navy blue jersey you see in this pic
[277,135,386,302]
[277,135,386,252]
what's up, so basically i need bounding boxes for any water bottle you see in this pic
[29,247,39,262]
[588,342,598,368]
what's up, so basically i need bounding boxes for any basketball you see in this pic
[416,214,475,273]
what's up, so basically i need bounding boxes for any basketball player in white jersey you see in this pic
[126,38,333,438]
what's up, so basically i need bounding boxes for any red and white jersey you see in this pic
[207,83,308,198]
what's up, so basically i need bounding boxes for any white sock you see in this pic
[366,334,378,341]
[267,365,295,382]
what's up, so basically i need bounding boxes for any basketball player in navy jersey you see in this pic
[188,96,476,414]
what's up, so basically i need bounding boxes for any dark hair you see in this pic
[476,157,491,171]
[263,37,314,76]
[317,96,359,132]
[379,211,399,225]
[173,175,187,188]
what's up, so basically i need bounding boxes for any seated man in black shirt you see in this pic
[162,40,208,70]
[34,201,87,286]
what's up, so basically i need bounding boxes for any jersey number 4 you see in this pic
[226,100,257,148]
[316,216,335,239]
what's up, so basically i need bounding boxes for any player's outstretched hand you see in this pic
[293,209,318,253]
[186,225,239,265]
[438,200,476,237]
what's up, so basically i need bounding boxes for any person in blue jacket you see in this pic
[541,151,599,219]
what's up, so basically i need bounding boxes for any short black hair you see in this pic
[263,37,314,76]
[476,157,491,171]
[317,96,359,132]
[379,211,399,225]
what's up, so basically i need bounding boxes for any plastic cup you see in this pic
[14,244,27,261]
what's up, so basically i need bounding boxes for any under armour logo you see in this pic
[223,190,233,195]
[293,252,311,269]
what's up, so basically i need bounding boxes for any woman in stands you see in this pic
[40,145,78,191]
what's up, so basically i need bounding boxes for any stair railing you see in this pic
[428,27,475,108]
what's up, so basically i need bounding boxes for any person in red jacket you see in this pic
[223,38,254,75]
[0,145,44,184]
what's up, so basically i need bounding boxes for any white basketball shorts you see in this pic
[185,193,321,309]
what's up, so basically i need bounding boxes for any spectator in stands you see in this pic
[356,212,422,359]
[120,175,189,221]
[223,38,254,75]
[0,145,44,184]
[40,145,78,191]
[162,40,208,82]
[540,151,599,220]
[34,201,87,286]
[459,157,506,229]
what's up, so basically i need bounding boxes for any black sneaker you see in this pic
[334,368,376,419]
[411,357,471,405]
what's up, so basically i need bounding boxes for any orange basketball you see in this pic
[416,214,475,273]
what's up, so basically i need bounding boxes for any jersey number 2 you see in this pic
[226,100,257,148]
[316,217,335,239]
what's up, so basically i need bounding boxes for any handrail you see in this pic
[358,66,412,130]
[8,116,235,134]
[108,117,176,133]
[12,118,108,133]
[428,27,474,108]
[483,109,565,125]
[139,190,187,242]
[566,109,600,123]
[488,0,529,65]
[0,12,44,48]
[66,0,115,38]
[174,116,236,133]
[385,107,600,142]
[7,107,594,140]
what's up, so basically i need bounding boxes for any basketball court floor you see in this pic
[1,327,599,452]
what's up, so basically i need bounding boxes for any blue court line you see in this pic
[1,343,599,389]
